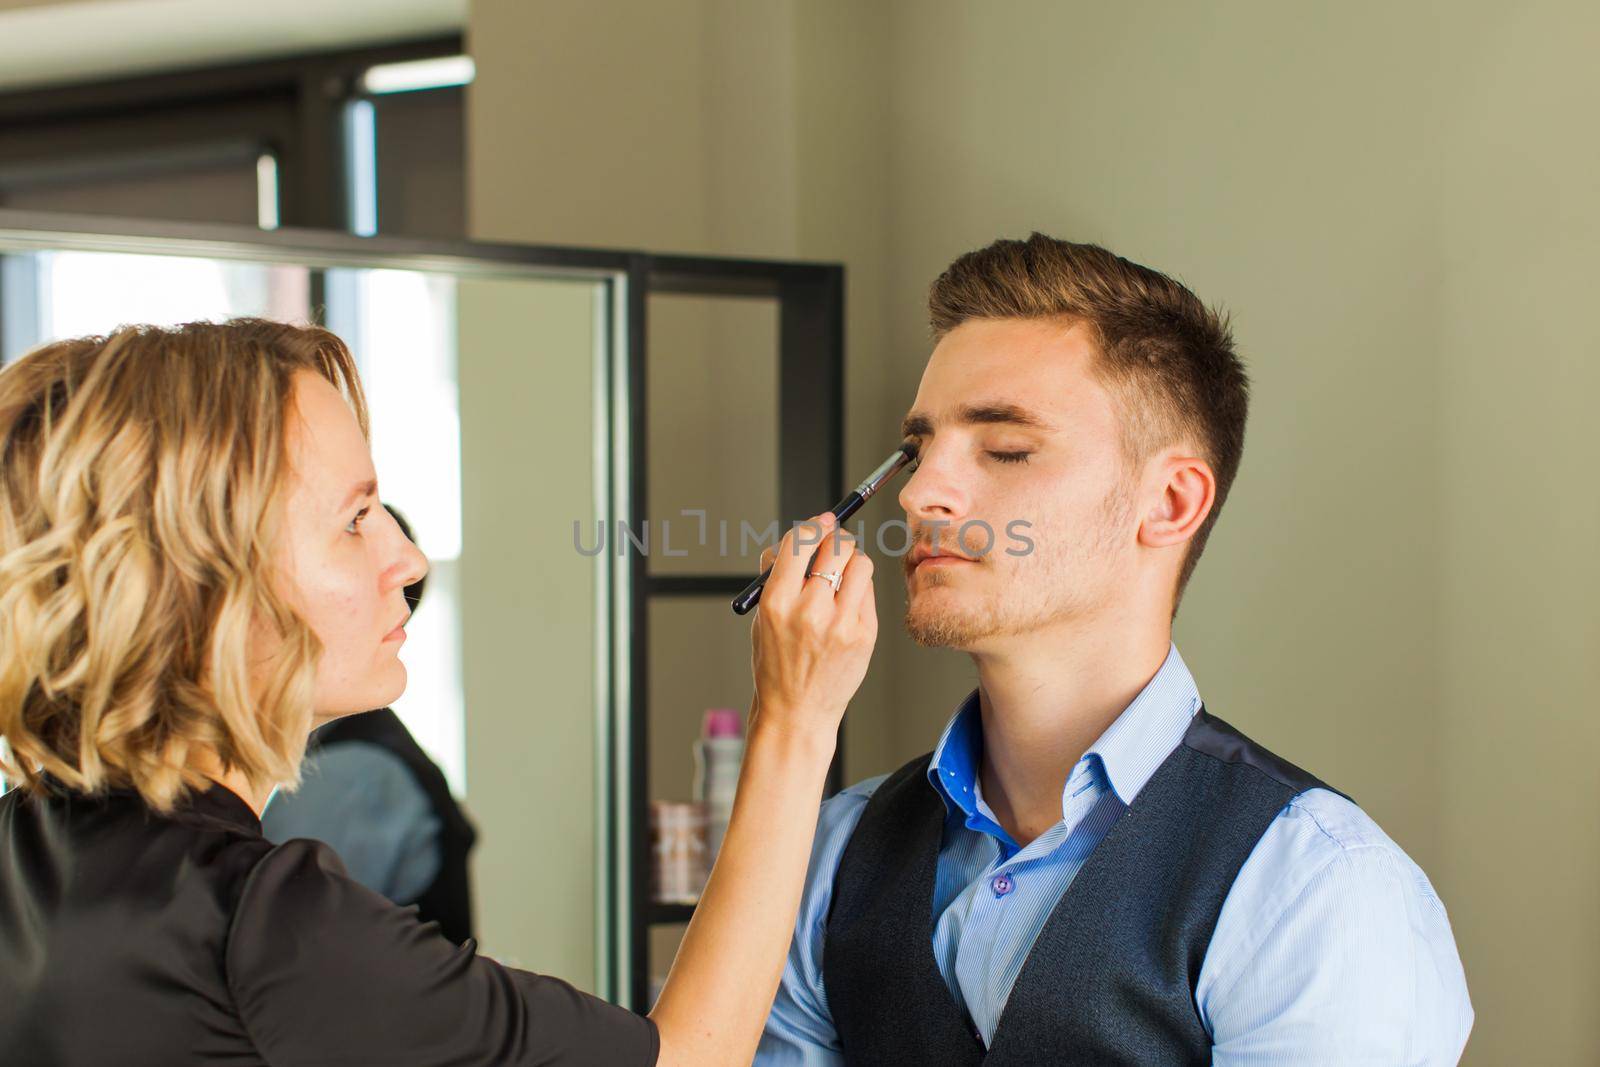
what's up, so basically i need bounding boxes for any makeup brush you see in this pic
[731,441,919,615]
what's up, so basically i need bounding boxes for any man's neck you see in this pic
[973,617,1172,847]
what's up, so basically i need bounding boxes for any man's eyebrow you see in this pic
[900,402,1053,439]
[339,479,379,512]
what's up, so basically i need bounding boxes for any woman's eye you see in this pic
[346,507,370,534]
[987,451,1032,465]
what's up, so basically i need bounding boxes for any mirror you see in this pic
[0,226,617,990]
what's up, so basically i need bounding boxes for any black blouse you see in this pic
[0,781,658,1066]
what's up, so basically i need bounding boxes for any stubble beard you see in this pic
[901,484,1136,650]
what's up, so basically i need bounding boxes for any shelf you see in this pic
[648,901,698,925]
[622,255,843,1011]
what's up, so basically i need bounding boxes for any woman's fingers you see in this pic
[834,545,875,626]
[749,512,877,735]
[764,512,834,607]
[798,525,857,609]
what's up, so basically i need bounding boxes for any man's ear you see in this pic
[1138,451,1215,549]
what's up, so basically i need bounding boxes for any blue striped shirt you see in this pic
[757,644,1473,1065]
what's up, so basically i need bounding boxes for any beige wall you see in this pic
[874,5,1600,1061]
[468,1,1600,1058]
[457,275,604,985]
[469,0,900,992]
[467,0,902,792]
[1431,6,1600,1058]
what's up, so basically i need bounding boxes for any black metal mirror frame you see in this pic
[0,209,844,1010]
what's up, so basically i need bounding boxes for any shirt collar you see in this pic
[35,774,263,833]
[180,782,263,833]
[927,642,1202,818]
[927,689,985,819]
[1087,643,1202,804]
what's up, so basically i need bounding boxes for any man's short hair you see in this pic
[928,233,1248,610]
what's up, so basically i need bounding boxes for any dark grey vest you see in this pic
[823,707,1341,1066]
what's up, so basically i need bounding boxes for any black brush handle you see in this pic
[729,492,864,616]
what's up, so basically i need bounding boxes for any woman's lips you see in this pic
[383,609,412,643]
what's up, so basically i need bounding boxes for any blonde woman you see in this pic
[0,319,876,1066]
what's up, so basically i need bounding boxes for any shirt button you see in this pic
[991,873,1014,898]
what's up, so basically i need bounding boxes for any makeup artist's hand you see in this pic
[651,514,874,1066]
[749,512,877,741]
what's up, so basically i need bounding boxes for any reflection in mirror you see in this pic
[326,267,465,791]
[2,250,309,358]
[645,595,758,1001]
[0,239,611,989]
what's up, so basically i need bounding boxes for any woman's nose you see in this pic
[399,538,429,589]
[387,534,429,592]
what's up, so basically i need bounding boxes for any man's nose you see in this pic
[897,441,971,522]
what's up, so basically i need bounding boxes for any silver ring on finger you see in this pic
[806,569,843,593]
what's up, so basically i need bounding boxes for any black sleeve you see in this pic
[226,839,658,1067]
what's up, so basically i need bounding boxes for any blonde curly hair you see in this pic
[0,318,368,812]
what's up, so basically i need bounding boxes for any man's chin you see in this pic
[903,605,990,650]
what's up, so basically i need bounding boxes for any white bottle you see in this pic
[693,708,745,866]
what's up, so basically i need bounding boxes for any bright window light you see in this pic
[344,99,378,237]
[325,267,466,793]
[352,269,463,561]
[38,252,308,340]
[256,153,280,231]
[360,55,475,96]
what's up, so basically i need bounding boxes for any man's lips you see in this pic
[383,610,411,641]
[908,544,978,568]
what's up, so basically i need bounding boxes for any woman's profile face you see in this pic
[275,371,427,720]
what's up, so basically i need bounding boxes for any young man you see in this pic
[756,235,1472,1065]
